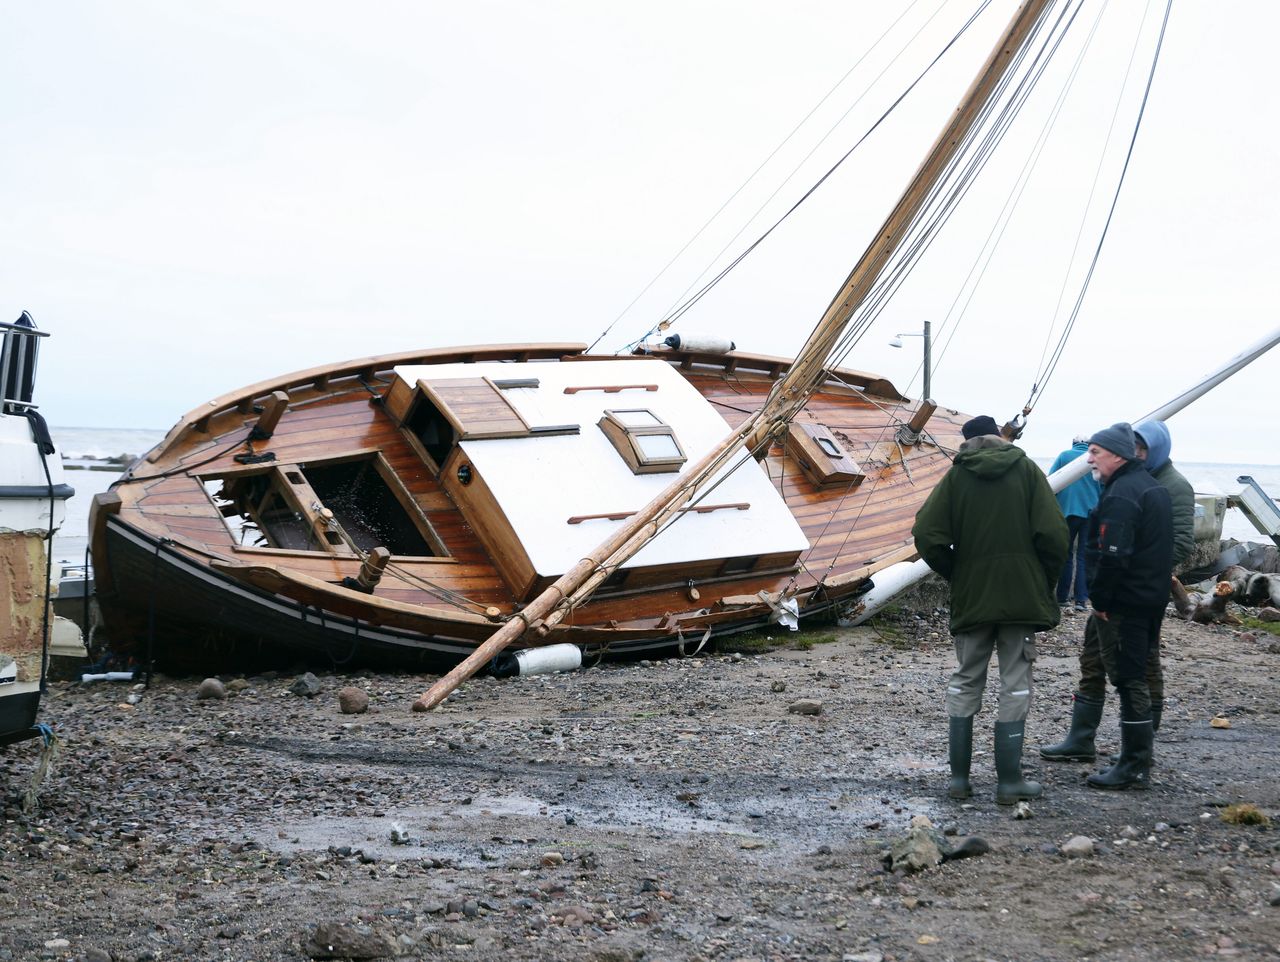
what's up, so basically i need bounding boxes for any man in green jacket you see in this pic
[912,415,1069,805]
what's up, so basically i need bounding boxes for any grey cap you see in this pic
[1088,422,1136,461]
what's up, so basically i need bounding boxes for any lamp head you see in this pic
[889,336,903,348]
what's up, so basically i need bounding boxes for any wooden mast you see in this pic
[413,0,1054,712]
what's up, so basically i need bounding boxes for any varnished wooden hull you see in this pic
[89,343,967,672]
[96,514,816,673]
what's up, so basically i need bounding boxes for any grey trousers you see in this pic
[946,624,1037,721]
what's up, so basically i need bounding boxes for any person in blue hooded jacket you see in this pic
[1133,419,1196,737]
[1049,434,1101,610]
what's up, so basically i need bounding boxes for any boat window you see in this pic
[201,454,445,556]
[598,409,686,474]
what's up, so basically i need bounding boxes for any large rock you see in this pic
[885,826,943,874]
[338,687,370,714]
[1061,835,1095,858]
[196,678,226,700]
[787,698,823,716]
[302,922,397,959]
[290,672,323,698]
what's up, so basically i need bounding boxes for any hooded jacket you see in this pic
[1085,457,1174,612]
[913,436,1069,634]
[1134,419,1196,567]
[1049,441,1102,519]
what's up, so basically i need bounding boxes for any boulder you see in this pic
[338,687,370,714]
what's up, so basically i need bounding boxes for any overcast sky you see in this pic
[5,1,1277,463]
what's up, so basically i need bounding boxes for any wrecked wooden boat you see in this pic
[89,343,963,671]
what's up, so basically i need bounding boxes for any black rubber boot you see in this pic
[1038,694,1104,762]
[948,716,974,799]
[1111,699,1161,762]
[1087,718,1153,790]
[994,720,1042,805]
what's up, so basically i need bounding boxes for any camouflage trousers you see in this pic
[1076,609,1164,719]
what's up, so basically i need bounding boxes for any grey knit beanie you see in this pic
[1088,422,1136,460]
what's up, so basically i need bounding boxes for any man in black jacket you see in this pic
[1040,422,1173,790]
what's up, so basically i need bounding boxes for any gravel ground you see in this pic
[3,605,1279,962]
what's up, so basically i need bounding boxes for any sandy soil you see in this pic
[3,606,1279,962]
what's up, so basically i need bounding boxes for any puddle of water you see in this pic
[252,784,942,864]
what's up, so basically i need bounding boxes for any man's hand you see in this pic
[1094,610,1108,621]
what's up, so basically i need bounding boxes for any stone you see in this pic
[562,905,595,924]
[541,851,565,866]
[301,921,397,959]
[290,672,323,698]
[226,678,250,693]
[1257,607,1280,622]
[196,678,226,700]
[338,687,370,714]
[940,835,990,861]
[786,698,823,716]
[771,680,787,693]
[885,826,943,874]
[909,815,933,829]
[1120,825,1141,839]
[84,949,113,962]
[43,941,70,951]
[1061,836,1095,859]
[843,954,884,962]
[1210,716,1232,729]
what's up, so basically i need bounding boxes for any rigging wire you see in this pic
[582,0,936,354]
[849,0,1086,380]
[759,0,1062,410]
[925,0,1108,381]
[615,0,998,355]
[642,0,957,344]
[813,0,1071,381]
[1024,0,1172,411]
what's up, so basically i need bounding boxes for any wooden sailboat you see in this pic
[89,1,1049,676]
[88,342,958,672]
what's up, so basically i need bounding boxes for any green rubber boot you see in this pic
[948,716,974,799]
[995,720,1042,805]
[1039,694,1104,762]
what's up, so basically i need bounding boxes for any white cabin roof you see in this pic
[393,358,808,577]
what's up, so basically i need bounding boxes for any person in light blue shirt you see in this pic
[1050,434,1102,609]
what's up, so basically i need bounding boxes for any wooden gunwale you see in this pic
[143,342,589,468]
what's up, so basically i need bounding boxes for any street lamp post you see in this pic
[889,320,932,401]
